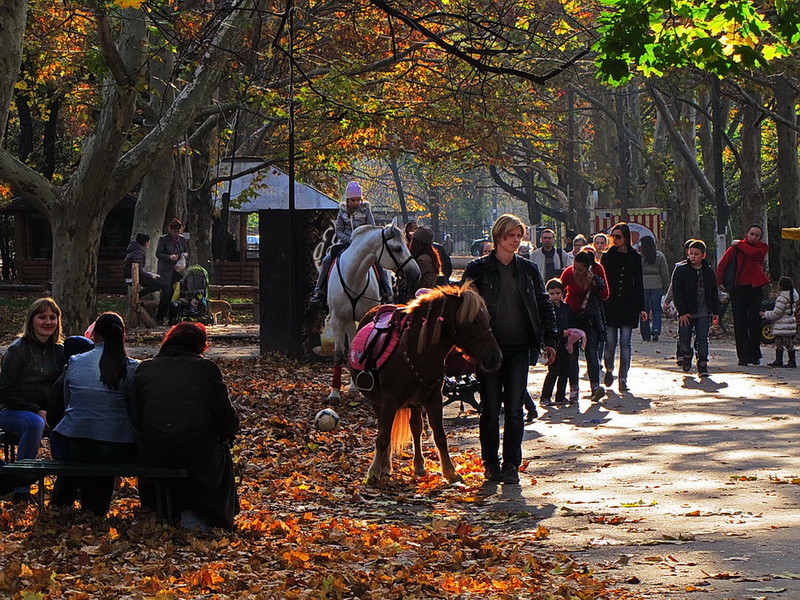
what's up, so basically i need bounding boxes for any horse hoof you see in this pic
[445,473,464,484]
[365,470,384,486]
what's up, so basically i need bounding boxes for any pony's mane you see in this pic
[349,223,402,242]
[403,283,485,324]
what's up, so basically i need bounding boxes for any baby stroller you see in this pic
[442,350,481,413]
[170,264,212,325]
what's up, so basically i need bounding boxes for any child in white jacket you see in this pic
[761,276,798,368]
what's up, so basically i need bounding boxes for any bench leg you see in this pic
[36,476,45,514]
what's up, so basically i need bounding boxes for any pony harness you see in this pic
[349,305,406,372]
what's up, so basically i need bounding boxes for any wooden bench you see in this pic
[2,459,189,524]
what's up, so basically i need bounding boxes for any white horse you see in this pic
[327,220,421,400]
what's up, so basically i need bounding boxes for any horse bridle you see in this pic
[336,227,413,321]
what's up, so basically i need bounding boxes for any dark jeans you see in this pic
[50,432,136,515]
[478,344,530,470]
[731,285,764,363]
[541,346,579,400]
[679,316,711,369]
[156,273,181,322]
[641,288,663,341]
[582,326,602,390]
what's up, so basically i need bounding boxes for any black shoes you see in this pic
[525,408,537,423]
[501,465,520,484]
[484,465,503,483]
[682,357,692,372]
[652,333,659,342]
[618,380,629,393]
[589,386,605,402]
[603,372,614,387]
[309,290,326,306]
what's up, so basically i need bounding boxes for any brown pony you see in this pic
[353,284,502,484]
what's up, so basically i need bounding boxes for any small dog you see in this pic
[209,299,234,326]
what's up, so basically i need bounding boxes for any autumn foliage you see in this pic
[0,353,639,599]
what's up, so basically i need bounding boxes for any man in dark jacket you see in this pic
[461,214,558,485]
[123,234,162,298]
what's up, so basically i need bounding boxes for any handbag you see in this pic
[722,246,738,292]
[576,283,607,342]
[175,253,188,273]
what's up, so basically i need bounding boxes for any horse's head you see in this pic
[379,223,421,283]
[450,285,502,372]
[407,284,502,372]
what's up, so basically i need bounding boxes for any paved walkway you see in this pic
[448,326,800,599]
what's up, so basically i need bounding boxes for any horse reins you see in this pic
[336,227,414,321]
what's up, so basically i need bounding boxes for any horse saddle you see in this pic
[349,305,404,372]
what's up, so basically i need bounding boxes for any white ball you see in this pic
[314,408,340,432]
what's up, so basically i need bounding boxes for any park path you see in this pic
[446,326,800,599]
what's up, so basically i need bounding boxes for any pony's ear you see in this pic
[391,216,398,229]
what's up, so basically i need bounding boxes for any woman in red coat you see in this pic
[716,224,770,366]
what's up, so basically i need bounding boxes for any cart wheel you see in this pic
[761,320,775,345]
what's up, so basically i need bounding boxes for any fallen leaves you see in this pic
[0,354,629,600]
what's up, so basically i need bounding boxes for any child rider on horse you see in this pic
[309,181,394,306]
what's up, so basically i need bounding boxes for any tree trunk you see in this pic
[739,90,765,233]
[0,0,28,146]
[187,126,215,273]
[775,77,800,284]
[388,157,409,224]
[673,98,700,241]
[50,199,105,332]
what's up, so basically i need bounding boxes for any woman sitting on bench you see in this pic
[50,312,138,515]
[0,298,66,504]
[134,322,240,532]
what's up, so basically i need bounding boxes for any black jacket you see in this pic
[461,253,558,353]
[602,247,645,327]
[123,241,159,285]
[0,337,65,412]
[671,260,721,317]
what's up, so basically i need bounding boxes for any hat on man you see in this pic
[64,336,94,360]
[345,181,363,199]
[412,226,434,246]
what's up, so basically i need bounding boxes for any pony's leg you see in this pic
[410,407,426,477]
[366,406,396,485]
[328,364,342,400]
[426,393,463,484]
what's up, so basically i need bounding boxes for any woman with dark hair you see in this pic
[716,224,770,365]
[404,221,419,247]
[134,322,240,531]
[0,297,65,503]
[560,249,610,401]
[639,236,671,342]
[50,312,138,514]
[408,226,442,296]
[601,223,647,393]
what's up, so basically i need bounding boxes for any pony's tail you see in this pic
[390,408,412,456]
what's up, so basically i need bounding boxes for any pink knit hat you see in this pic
[345,181,362,199]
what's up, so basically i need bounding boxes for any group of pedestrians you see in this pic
[0,298,239,531]
[461,214,788,486]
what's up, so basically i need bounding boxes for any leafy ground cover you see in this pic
[0,354,640,599]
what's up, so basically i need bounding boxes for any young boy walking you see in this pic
[541,279,580,404]
[670,239,720,376]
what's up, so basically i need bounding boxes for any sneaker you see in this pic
[554,395,569,405]
[540,397,554,406]
[699,369,710,378]
[484,464,503,483]
[11,492,36,505]
[603,372,614,387]
[525,408,537,423]
[568,390,579,404]
[589,386,605,402]
[652,333,659,342]
[618,380,629,393]
[501,465,520,484]
[737,359,749,366]
[309,290,326,306]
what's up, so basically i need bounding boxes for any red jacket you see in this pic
[715,240,769,289]
[562,262,610,314]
